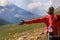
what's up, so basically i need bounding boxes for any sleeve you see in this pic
[25,17,46,24]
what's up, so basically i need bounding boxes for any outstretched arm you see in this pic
[25,16,47,24]
[18,16,46,25]
[25,18,43,24]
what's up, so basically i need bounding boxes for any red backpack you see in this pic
[50,15,60,37]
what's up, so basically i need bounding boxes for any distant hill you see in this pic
[0,18,11,25]
[0,3,38,25]
[55,6,60,14]
[55,6,60,12]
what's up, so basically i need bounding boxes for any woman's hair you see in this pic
[48,6,54,14]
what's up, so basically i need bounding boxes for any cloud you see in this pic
[52,0,60,8]
[14,14,24,18]
[44,0,52,12]
[0,0,8,6]
[53,0,60,1]
[27,2,42,10]
[14,14,20,18]
[8,0,13,2]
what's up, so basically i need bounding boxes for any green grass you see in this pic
[0,23,45,40]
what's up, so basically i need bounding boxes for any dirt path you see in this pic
[10,28,46,40]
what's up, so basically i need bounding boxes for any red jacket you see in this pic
[25,14,60,35]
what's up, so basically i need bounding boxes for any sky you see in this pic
[0,0,60,16]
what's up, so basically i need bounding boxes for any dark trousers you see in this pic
[47,32,60,40]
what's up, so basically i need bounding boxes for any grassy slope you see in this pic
[0,11,60,40]
[0,23,45,40]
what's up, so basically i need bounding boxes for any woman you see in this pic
[19,7,60,40]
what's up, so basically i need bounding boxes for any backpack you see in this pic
[50,15,60,37]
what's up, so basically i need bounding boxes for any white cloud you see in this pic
[52,0,60,8]
[27,2,42,10]
[44,0,52,12]
[14,14,24,18]
[8,0,12,2]
[0,0,8,6]
[14,14,20,18]
[53,0,60,2]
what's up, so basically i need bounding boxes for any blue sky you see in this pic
[0,0,60,15]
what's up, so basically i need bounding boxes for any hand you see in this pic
[40,31,46,35]
[18,20,25,25]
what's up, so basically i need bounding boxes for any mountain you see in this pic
[0,18,11,25]
[0,3,38,24]
[55,6,60,12]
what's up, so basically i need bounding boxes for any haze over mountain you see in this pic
[0,18,11,25]
[0,3,38,25]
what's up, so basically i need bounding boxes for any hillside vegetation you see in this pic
[0,23,46,40]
